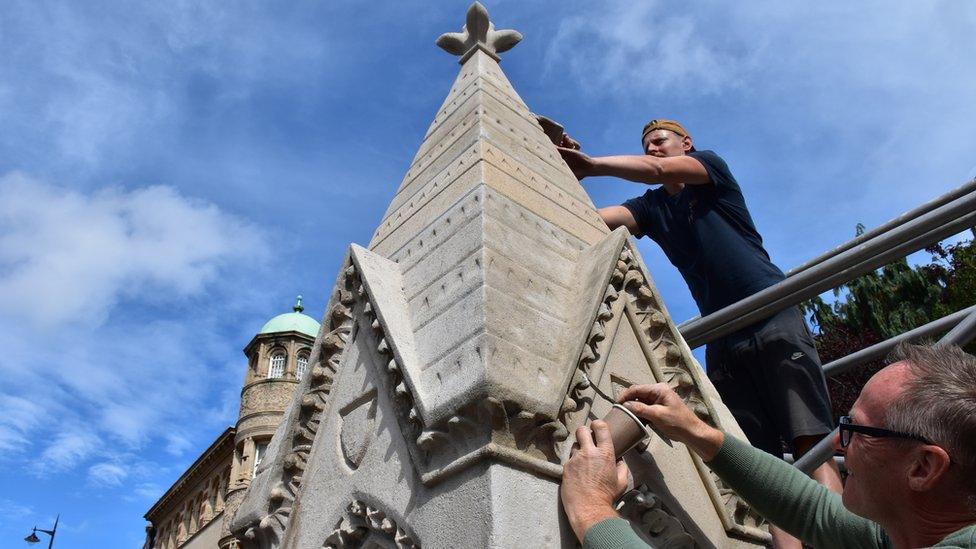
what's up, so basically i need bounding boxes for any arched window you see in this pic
[268,352,285,379]
[253,441,268,478]
[296,354,309,380]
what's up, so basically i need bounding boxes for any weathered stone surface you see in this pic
[230,3,769,547]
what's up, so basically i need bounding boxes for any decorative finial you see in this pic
[436,2,522,64]
[293,295,304,313]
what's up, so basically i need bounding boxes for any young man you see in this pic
[560,343,976,548]
[558,120,842,547]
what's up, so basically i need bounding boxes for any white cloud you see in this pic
[0,498,34,520]
[546,1,976,106]
[0,395,44,454]
[164,433,193,457]
[38,430,100,472]
[0,2,334,166]
[0,172,268,488]
[88,461,129,487]
[0,173,264,328]
[132,482,164,501]
[544,0,748,95]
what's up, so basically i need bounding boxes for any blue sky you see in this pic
[0,1,973,546]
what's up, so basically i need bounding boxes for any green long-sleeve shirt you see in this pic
[583,434,976,549]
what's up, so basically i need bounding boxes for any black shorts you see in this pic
[705,306,834,458]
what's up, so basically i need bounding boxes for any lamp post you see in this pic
[24,514,58,548]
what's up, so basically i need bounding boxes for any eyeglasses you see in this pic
[837,415,934,448]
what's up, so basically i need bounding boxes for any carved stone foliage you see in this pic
[239,262,360,547]
[323,500,419,549]
[360,298,424,457]
[413,393,569,467]
[613,245,768,539]
[555,249,628,442]
[554,243,767,540]
[717,482,766,532]
[616,248,712,422]
[617,485,696,548]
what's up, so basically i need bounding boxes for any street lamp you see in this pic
[24,514,58,548]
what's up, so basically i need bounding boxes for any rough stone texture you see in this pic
[230,3,770,547]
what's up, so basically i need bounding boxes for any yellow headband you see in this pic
[642,119,691,140]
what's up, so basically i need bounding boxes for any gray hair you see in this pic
[884,342,976,503]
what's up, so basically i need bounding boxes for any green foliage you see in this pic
[799,227,976,417]
[923,229,976,317]
[802,258,944,339]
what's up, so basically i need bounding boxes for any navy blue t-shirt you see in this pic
[622,150,784,316]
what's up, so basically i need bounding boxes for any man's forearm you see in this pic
[708,435,885,548]
[686,422,725,462]
[591,155,665,184]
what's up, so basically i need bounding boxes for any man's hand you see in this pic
[617,383,725,461]
[559,132,581,150]
[557,146,597,180]
[561,420,630,542]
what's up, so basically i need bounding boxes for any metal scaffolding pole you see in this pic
[677,180,976,333]
[787,179,976,277]
[937,308,976,347]
[822,305,976,377]
[678,194,976,348]
[795,306,976,475]
[793,428,839,475]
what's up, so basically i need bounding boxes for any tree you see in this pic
[801,226,975,417]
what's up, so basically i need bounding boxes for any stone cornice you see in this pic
[242,331,315,357]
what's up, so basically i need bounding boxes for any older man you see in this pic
[560,343,976,548]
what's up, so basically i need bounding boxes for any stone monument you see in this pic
[230,3,770,547]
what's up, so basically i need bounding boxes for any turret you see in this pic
[219,296,319,549]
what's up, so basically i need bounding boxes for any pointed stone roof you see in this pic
[365,2,610,428]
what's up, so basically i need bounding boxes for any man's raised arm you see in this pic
[558,147,711,188]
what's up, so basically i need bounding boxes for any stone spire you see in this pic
[229,4,769,548]
[363,1,612,442]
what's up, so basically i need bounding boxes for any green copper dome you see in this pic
[258,296,320,338]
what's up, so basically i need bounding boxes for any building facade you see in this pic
[143,298,320,549]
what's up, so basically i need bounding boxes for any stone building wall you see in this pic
[146,429,233,549]
[145,313,318,549]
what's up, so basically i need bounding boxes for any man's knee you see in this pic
[598,205,640,235]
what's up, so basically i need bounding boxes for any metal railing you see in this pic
[821,305,976,377]
[676,179,976,349]
[668,178,976,474]
[794,310,976,474]
[786,180,976,278]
